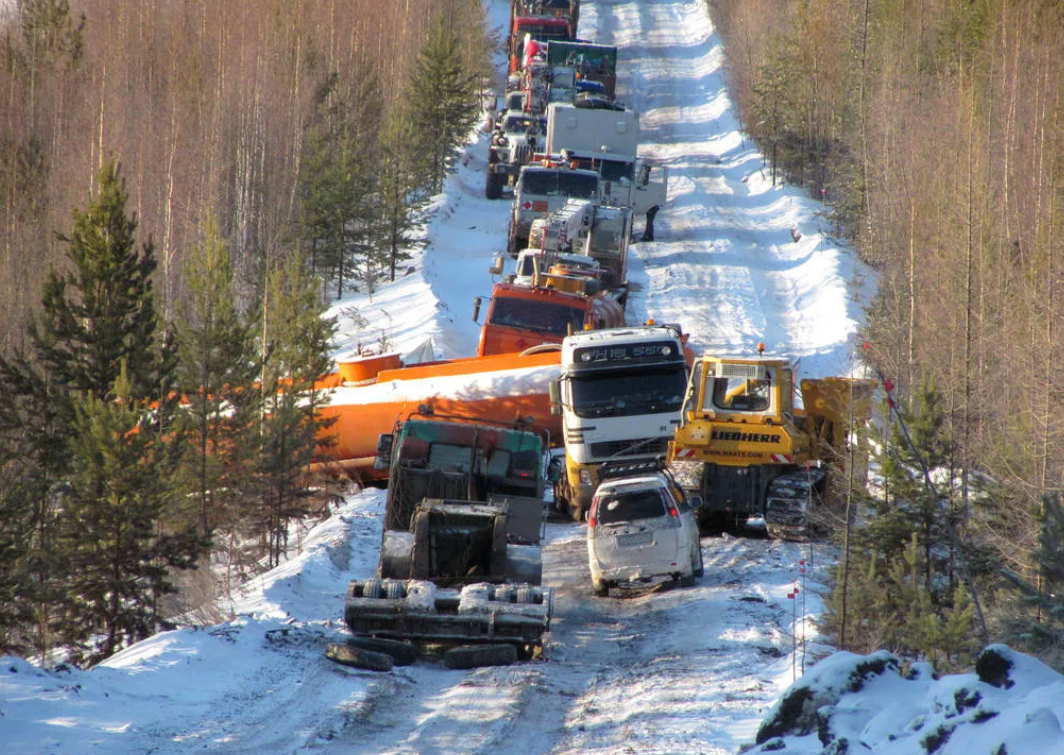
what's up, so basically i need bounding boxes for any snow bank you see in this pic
[749,646,1064,755]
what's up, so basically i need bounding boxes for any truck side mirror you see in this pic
[688,495,703,510]
[472,296,482,323]
[488,254,504,276]
[549,379,562,415]
[373,433,394,470]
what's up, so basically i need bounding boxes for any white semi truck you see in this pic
[548,325,691,520]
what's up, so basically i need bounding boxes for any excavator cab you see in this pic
[681,357,794,423]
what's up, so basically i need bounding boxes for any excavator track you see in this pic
[764,466,826,541]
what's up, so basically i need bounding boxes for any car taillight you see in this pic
[668,507,679,518]
[588,516,596,528]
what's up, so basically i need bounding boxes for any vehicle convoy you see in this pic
[343,414,554,657]
[587,459,704,597]
[473,278,625,357]
[666,348,877,538]
[549,325,691,520]
[545,101,668,217]
[313,349,563,480]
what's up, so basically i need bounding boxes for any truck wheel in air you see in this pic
[377,531,413,580]
[326,642,394,672]
[485,170,503,200]
[346,636,418,666]
[442,643,518,670]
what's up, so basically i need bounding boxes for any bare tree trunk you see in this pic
[907,197,916,387]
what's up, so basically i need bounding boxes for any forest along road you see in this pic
[321,519,820,755]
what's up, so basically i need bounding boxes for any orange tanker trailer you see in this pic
[313,348,563,480]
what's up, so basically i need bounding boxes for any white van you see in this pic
[587,469,704,596]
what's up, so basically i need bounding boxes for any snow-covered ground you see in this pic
[3,1,1062,754]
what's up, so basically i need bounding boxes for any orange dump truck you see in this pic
[473,280,626,357]
[314,349,563,480]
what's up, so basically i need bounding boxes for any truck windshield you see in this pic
[520,170,598,199]
[570,365,687,418]
[489,297,586,336]
[599,160,634,183]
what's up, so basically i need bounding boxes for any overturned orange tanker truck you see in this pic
[313,349,563,481]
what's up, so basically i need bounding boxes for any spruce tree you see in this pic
[408,11,480,194]
[377,98,429,282]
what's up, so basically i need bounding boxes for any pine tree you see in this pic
[253,253,336,568]
[33,161,167,405]
[0,353,74,659]
[61,365,198,664]
[377,98,429,282]
[297,71,384,298]
[0,160,196,663]
[408,11,480,195]
[828,376,985,667]
[175,214,261,542]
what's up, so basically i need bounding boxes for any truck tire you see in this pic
[507,222,521,257]
[326,642,394,672]
[592,579,609,598]
[485,170,503,200]
[693,545,705,578]
[442,644,518,670]
[346,636,418,666]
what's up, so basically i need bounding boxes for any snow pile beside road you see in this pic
[748,645,1064,755]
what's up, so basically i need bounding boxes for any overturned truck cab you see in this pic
[344,414,555,658]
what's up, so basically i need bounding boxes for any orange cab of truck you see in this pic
[474,280,625,357]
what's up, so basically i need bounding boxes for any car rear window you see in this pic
[596,489,667,525]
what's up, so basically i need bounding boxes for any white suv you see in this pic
[587,468,704,597]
